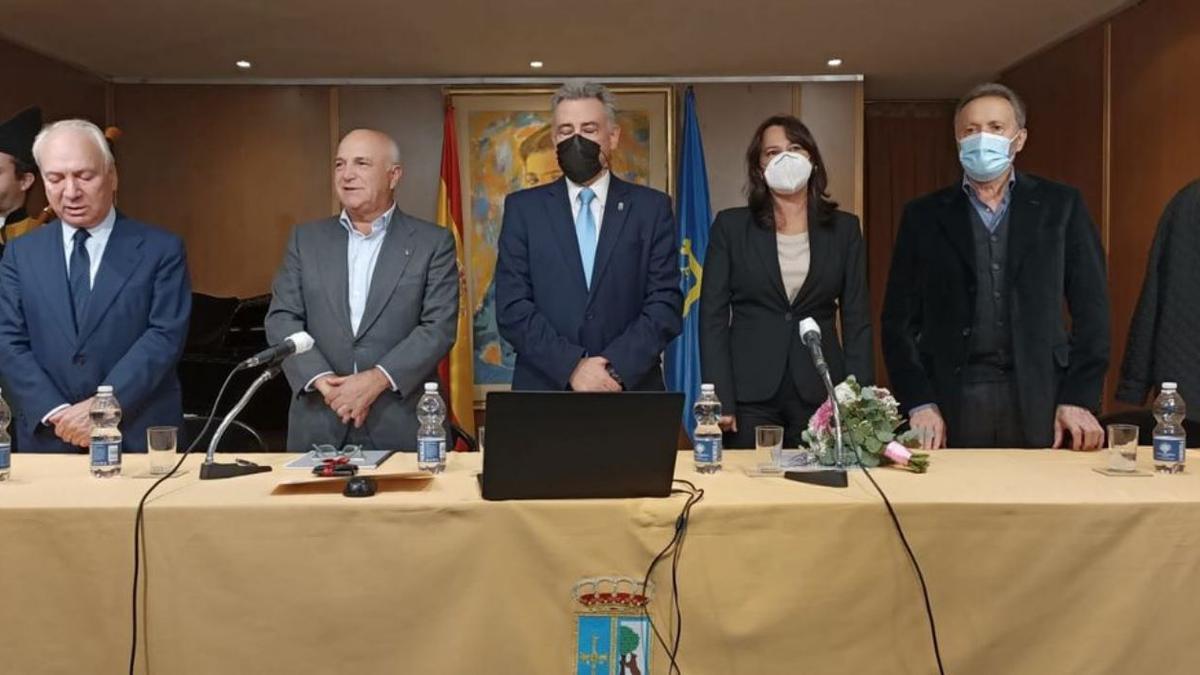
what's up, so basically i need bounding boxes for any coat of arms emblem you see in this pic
[573,576,654,675]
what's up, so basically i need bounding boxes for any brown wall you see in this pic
[1108,0,1200,409]
[0,38,108,214]
[997,0,1200,411]
[864,101,961,385]
[113,85,333,297]
[1002,24,1107,230]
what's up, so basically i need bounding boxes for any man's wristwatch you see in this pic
[605,364,625,390]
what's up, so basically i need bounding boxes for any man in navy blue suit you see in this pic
[496,80,682,392]
[0,120,190,452]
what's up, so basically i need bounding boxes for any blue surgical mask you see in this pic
[958,132,1014,182]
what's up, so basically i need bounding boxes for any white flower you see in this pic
[834,382,856,406]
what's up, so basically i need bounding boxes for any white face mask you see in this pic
[763,151,813,195]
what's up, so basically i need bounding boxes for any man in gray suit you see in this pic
[266,129,458,451]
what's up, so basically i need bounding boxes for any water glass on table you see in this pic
[756,425,784,472]
[147,426,178,475]
[1106,424,1139,472]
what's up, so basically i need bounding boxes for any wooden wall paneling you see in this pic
[112,85,331,298]
[1108,0,1200,408]
[863,101,960,386]
[1001,23,1107,233]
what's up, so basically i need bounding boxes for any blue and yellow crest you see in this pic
[573,577,654,675]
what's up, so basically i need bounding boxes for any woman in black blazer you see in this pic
[700,115,873,448]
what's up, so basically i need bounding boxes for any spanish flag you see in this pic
[436,104,476,444]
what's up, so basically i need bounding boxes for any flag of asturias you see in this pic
[665,87,713,438]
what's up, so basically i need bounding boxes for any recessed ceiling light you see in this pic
[827,58,843,68]
[529,60,544,69]
[235,60,252,69]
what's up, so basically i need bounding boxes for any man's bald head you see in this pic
[335,129,403,225]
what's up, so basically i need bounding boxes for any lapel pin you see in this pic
[618,202,625,212]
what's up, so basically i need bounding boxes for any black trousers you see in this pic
[952,364,1029,448]
[726,363,818,450]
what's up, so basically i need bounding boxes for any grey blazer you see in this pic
[265,210,459,452]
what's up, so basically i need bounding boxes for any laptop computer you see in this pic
[480,391,684,501]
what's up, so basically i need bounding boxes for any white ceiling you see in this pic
[0,0,1132,98]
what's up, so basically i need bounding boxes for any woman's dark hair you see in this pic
[745,115,837,228]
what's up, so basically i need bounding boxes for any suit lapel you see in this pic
[937,187,976,274]
[1005,173,1045,285]
[587,176,632,301]
[77,215,144,344]
[31,221,77,344]
[749,217,789,305]
[542,178,588,293]
[321,219,354,339]
[355,210,414,339]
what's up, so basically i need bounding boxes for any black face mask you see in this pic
[555,134,604,184]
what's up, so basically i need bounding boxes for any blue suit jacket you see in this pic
[0,213,191,452]
[495,176,682,391]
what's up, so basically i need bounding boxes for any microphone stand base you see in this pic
[783,469,848,489]
[200,462,272,480]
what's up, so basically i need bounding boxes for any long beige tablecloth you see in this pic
[1,449,1198,674]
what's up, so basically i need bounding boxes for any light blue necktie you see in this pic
[576,187,598,288]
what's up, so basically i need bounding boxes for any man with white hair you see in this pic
[0,119,191,452]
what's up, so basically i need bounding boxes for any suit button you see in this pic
[961,327,972,337]
[954,366,962,375]
[784,312,793,321]
[991,262,1002,272]
[586,312,595,320]
[74,355,86,365]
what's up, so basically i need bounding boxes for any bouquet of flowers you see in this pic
[802,376,931,472]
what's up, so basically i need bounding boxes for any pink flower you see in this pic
[809,398,834,434]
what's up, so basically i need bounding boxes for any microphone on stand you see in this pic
[200,332,314,480]
[239,331,315,369]
[784,318,849,488]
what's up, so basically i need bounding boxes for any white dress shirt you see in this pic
[61,207,117,287]
[566,170,611,244]
[305,205,399,393]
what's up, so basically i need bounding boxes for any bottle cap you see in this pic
[97,385,114,394]
[1163,382,1178,390]
[700,383,715,392]
[424,382,439,392]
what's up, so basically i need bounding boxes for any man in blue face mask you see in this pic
[881,83,1110,452]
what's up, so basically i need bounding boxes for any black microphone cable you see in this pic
[128,364,243,675]
[851,450,947,675]
[641,478,704,675]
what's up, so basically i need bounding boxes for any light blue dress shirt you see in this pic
[305,205,399,393]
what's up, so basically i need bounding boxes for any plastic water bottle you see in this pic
[417,382,447,474]
[1153,382,1187,474]
[89,386,122,478]
[693,384,723,474]
[0,387,11,482]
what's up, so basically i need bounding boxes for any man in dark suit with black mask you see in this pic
[495,80,682,392]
